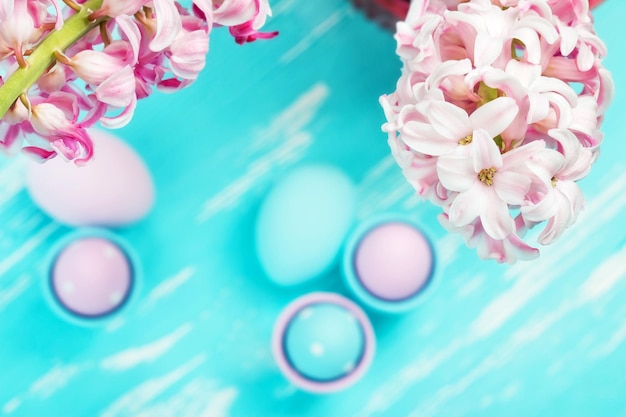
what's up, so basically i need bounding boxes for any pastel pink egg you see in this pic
[26,129,154,227]
[51,237,133,317]
[354,222,433,301]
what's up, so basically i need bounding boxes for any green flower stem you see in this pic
[0,0,106,119]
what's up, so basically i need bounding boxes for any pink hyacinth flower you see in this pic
[381,0,613,262]
[0,0,277,165]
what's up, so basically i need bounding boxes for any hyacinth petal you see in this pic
[549,129,593,180]
[169,30,209,80]
[96,66,136,107]
[0,0,13,19]
[598,69,615,114]
[48,0,64,29]
[473,33,502,68]
[69,50,126,85]
[95,0,146,18]
[449,186,484,226]
[527,93,550,124]
[503,60,541,88]
[149,0,182,52]
[558,180,585,219]
[480,191,513,240]
[549,129,579,157]
[503,137,544,162]
[471,129,502,171]
[519,16,559,45]
[50,127,94,166]
[494,171,530,205]
[532,75,578,107]
[528,149,563,182]
[505,234,540,262]
[537,206,569,245]
[402,121,455,156]
[558,23,578,56]
[427,59,472,89]
[427,100,472,140]
[213,0,257,27]
[469,96,518,139]
[479,67,525,98]
[30,103,70,136]
[437,155,475,192]
[115,15,141,64]
[544,92,573,129]
[100,95,137,129]
[522,187,559,222]
[513,27,541,65]
[576,43,594,72]
[192,0,214,22]
[22,146,57,162]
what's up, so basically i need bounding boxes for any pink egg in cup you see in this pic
[342,214,436,313]
[43,228,140,325]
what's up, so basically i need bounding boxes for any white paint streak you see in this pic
[0,274,31,311]
[273,384,297,399]
[355,156,415,219]
[591,319,626,358]
[2,397,22,414]
[577,245,626,303]
[270,0,297,15]
[28,364,82,399]
[142,266,196,309]
[469,275,549,340]
[455,274,485,299]
[197,133,312,222]
[128,378,237,417]
[250,83,329,150]
[355,340,465,417]
[0,223,58,279]
[197,387,238,417]
[280,7,350,64]
[101,323,193,372]
[408,348,515,417]
[100,355,206,417]
[356,156,396,190]
[434,233,463,267]
[105,316,126,333]
[197,83,329,223]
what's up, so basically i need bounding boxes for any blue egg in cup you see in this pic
[342,214,437,314]
[272,292,375,393]
[42,228,140,326]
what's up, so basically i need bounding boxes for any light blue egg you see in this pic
[255,165,356,286]
[284,303,365,381]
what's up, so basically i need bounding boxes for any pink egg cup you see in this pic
[272,292,376,393]
[342,214,437,314]
[43,228,141,326]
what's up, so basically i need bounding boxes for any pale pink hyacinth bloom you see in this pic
[521,129,592,244]
[437,131,542,239]
[0,0,277,164]
[381,0,613,263]
[405,95,518,156]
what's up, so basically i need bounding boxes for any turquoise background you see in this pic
[1,0,625,416]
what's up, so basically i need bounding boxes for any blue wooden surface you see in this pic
[1,0,625,416]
